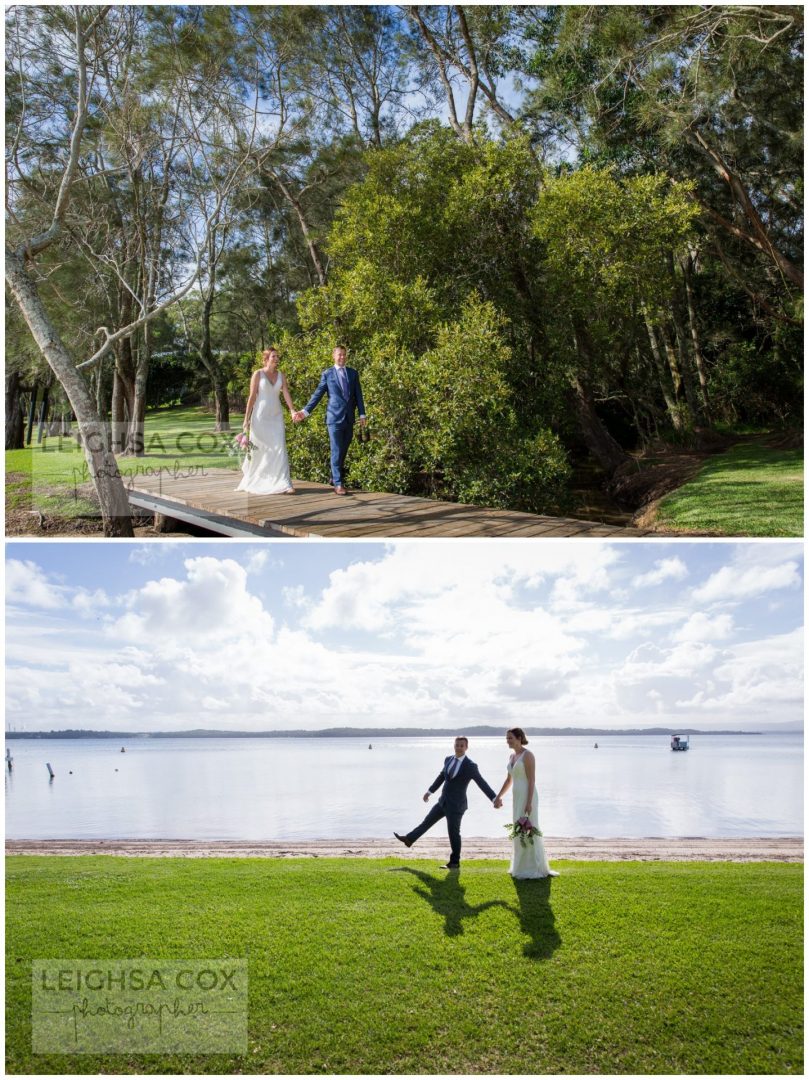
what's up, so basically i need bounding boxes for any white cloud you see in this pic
[619,640,719,680]
[632,557,688,588]
[114,557,275,644]
[282,585,308,609]
[673,612,734,644]
[128,546,171,566]
[693,560,801,604]
[72,588,110,615]
[5,559,64,609]
[4,542,803,735]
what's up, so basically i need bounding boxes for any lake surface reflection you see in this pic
[4,734,803,839]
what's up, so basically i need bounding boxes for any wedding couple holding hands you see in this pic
[395,729,558,879]
[236,345,366,498]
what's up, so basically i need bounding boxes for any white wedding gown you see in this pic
[508,754,558,879]
[236,371,293,494]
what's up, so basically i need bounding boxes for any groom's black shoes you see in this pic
[394,832,413,848]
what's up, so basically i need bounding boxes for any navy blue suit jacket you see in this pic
[429,755,497,814]
[303,367,365,427]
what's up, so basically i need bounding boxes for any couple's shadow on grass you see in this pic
[392,866,560,960]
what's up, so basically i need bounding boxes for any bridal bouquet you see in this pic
[229,430,256,461]
[504,816,542,847]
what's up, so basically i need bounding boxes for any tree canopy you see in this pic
[5,5,803,531]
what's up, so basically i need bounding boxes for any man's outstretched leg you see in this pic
[395,803,446,847]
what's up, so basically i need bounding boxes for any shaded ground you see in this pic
[5,474,213,538]
[612,430,803,528]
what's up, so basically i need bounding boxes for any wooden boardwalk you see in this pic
[127,468,653,538]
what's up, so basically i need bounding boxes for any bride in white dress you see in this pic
[236,349,297,495]
[495,728,558,879]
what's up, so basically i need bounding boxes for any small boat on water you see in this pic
[670,734,690,751]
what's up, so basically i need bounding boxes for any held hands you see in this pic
[423,792,430,803]
[493,797,503,809]
[291,410,306,423]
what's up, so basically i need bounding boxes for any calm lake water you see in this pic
[4,734,803,840]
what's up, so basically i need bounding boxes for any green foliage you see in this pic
[533,166,698,316]
[707,341,804,426]
[291,131,570,508]
[410,295,568,510]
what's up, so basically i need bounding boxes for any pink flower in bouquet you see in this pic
[230,430,256,460]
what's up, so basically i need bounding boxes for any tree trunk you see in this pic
[111,368,127,454]
[25,385,38,446]
[36,386,50,444]
[124,322,150,456]
[669,311,704,427]
[271,174,328,287]
[686,129,804,290]
[682,253,711,415]
[200,295,230,432]
[571,327,631,475]
[644,316,683,431]
[6,250,134,536]
[571,376,630,476]
[126,373,148,456]
[5,371,25,450]
[668,252,707,427]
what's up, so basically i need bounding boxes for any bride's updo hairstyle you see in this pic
[507,727,529,745]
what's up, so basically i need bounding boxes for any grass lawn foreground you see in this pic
[652,444,803,536]
[5,856,803,1075]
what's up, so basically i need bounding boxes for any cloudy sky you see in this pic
[5,540,803,734]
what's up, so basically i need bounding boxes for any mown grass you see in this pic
[5,857,803,1074]
[652,444,803,536]
[6,407,244,520]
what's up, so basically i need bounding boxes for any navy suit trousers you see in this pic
[328,421,353,486]
[406,802,464,866]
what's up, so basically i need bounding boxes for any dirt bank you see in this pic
[5,837,802,862]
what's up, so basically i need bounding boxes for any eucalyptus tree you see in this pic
[6,5,137,533]
[6,4,273,533]
[516,6,803,305]
[403,5,521,142]
[280,6,421,149]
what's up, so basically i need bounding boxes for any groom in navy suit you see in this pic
[395,737,500,870]
[295,345,366,495]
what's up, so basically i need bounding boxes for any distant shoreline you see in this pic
[6,727,784,740]
[5,838,803,862]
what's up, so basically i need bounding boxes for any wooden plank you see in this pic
[127,470,649,538]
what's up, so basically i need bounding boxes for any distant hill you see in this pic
[5,725,770,739]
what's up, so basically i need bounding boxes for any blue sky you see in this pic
[5,540,803,733]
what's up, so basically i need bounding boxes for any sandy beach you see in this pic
[5,837,803,861]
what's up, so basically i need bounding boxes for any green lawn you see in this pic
[6,406,243,520]
[6,857,803,1074]
[652,444,803,537]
